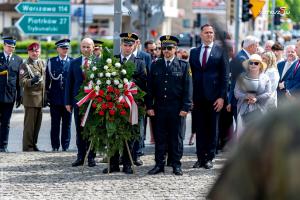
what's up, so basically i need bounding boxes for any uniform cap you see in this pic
[55,39,70,48]
[3,36,16,47]
[120,32,138,45]
[160,35,179,47]
[27,42,40,51]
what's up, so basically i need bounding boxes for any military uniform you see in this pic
[208,104,300,200]
[147,35,193,175]
[46,39,73,151]
[19,43,45,151]
[93,39,103,59]
[0,37,23,152]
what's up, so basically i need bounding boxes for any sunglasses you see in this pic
[249,61,259,65]
[162,46,174,51]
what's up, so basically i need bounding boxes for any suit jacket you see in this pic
[0,52,23,103]
[189,43,229,102]
[19,58,45,107]
[277,60,294,81]
[46,56,74,105]
[137,50,151,74]
[64,56,84,106]
[285,60,300,95]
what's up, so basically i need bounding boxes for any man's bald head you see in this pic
[81,38,94,57]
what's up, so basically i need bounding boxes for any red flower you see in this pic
[99,90,105,97]
[116,104,123,109]
[97,97,103,103]
[102,103,107,110]
[92,103,97,108]
[120,110,126,115]
[98,110,105,116]
[106,94,112,101]
[109,109,116,116]
[124,91,129,96]
[124,102,129,108]
[107,102,114,109]
[107,86,114,93]
[114,88,120,95]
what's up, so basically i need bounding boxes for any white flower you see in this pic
[88,84,93,89]
[118,84,123,89]
[103,65,109,70]
[106,80,111,85]
[98,73,103,77]
[92,66,97,71]
[90,73,95,79]
[111,72,117,76]
[121,69,127,75]
[114,80,120,85]
[96,80,101,85]
[115,62,121,68]
[95,85,100,91]
[106,58,112,64]
[89,80,94,85]
[123,78,129,84]
[105,72,111,77]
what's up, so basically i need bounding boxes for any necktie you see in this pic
[122,57,127,64]
[202,46,209,68]
[166,60,171,68]
[61,60,65,66]
[84,57,89,69]
[6,55,9,64]
[293,60,300,76]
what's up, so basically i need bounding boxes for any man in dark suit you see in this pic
[102,32,147,174]
[284,40,300,100]
[46,39,73,151]
[147,35,192,176]
[0,36,23,152]
[189,24,229,169]
[65,38,96,167]
[277,45,297,103]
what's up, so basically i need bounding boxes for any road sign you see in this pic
[15,2,70,15]
[250,0,266,18]
[16,15,70,35]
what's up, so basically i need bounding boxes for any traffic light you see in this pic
[274,7,281,25]
[242,0,253,22]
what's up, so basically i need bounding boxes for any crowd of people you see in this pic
[1,23,299,177]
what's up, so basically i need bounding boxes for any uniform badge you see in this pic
[166,35,170,40]
[128,33,132,38]
[20,69,25,75]
[188,67,192,76]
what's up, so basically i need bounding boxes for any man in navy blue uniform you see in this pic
[0,36,23,152]
[189,24,229,169]
[46,39,73,151]
[65,38,96,167]
[147,35,193,176]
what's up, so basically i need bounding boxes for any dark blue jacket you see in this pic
[137,50,151,74]
[46,56,73,105]
[285,60,300,95]
[189,44,229,102]
[0,52,23,103]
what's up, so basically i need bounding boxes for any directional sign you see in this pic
[15,2,70,15]
[250,0,266,18]
[16,15,70,35]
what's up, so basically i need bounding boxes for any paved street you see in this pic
[0,109,226,200]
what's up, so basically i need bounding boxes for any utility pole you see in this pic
[271,0,275,41]
[82,0,86,39]
[234,0,240,52]
[113,0,122,55]
[139,0,149,48]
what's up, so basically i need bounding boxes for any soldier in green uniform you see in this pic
[19,42,45,151]
[208,103,300,200]
[93,39,104,59]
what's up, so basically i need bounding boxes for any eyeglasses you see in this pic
[148,49,156,52]
[162,46,174,51]
[249,61,259,65]
[156,47,161,50]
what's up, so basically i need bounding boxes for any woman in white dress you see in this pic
[262,51,280,110]
[234,54,271,137]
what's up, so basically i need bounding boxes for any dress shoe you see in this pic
[33,146,40,152]
[0,148,8,152]
[173,167,183,176]
[102,166,120,174]
[88,159,96,167]
[192,160,203,168]
[203,160,213,169]
[72,159,84,167]
[148,166,164,175]
[134,158,143,166]
[122,165,133,174]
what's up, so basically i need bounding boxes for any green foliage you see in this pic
[285,0,300,22]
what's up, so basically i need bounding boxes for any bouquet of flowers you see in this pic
[76,48,145,159]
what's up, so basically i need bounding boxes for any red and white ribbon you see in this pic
[118,82,138,125]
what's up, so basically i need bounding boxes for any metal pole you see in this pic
[140,0,147,48]
[271,0,275,41]
[82,0,86,39]
[113,0,122,55]
[234,0,240,53]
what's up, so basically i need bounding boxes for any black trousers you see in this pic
[50,105,72,150]
[154,105,185,168]
[74,106,95,161]
[0,102,14,149]
[193,100,220,161]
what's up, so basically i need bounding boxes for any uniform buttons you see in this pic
[165,81,167,83]
[164,88,167,91]
[166,73,168,76]
[164,95,167,98]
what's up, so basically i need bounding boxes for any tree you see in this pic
[285,0,300,22]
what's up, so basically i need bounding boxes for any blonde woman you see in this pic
[262,51,280,110]
[234,54,271,137]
